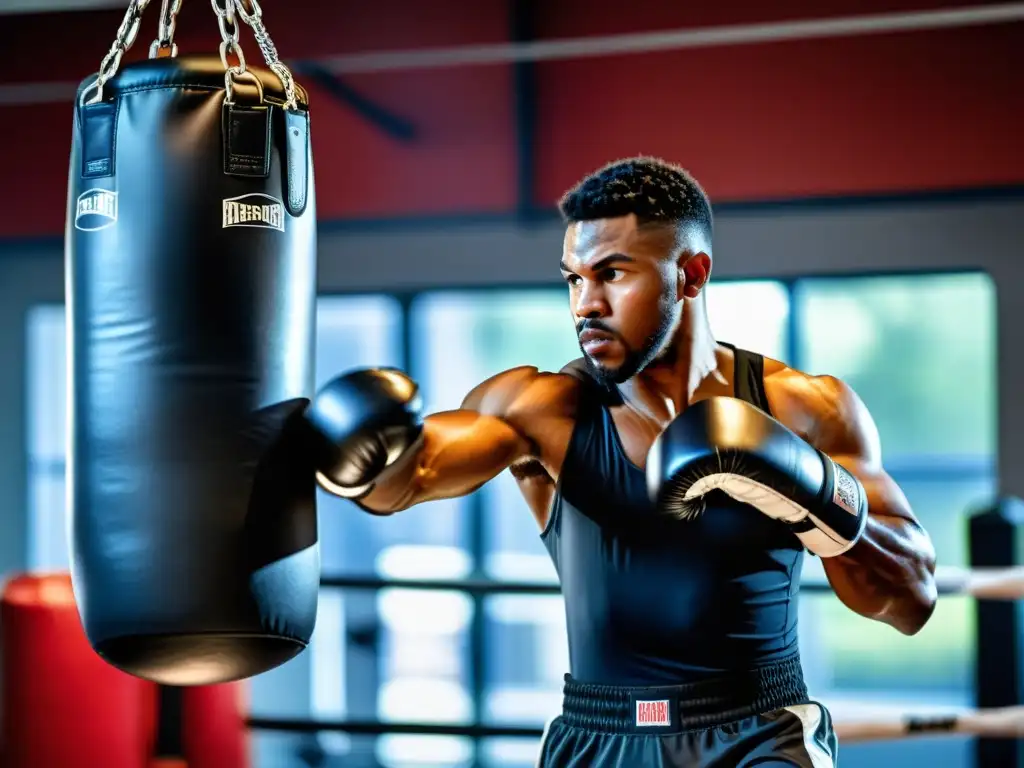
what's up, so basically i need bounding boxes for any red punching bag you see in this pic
[183,684,251,768]
[1,574,253,768]
[1,573,152,768]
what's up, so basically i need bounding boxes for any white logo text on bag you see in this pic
[75,189,118,232]
[222,193,285,232]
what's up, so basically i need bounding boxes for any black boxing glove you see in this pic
[646,397,868,558]
[304,368,424,501]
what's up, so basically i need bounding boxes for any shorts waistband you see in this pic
[559,654,809,734]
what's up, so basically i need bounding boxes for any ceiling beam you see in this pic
[0,0,127,15]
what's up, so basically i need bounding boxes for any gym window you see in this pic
[25,271,995,767]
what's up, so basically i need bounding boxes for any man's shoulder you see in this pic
[761,360,878,455]
[762,360,853,412]
[461,363,582,419]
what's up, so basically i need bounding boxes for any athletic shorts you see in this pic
[537,656,837,767]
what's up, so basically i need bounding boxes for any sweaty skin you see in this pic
[359,215,938,637]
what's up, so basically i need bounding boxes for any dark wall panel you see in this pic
[533,2,1024,204]
[0,1,1021,237]
[306,66,516,220]
[0,0,516,235]
[0,0,512,81]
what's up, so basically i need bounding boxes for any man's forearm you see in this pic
[352,439,424,514]
[821,464,938,634]
[345,410,532,514]
[824,515,937,633]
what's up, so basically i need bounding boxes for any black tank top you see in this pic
[541,344,805,686]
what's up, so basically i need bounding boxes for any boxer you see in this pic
[305,157,938,767]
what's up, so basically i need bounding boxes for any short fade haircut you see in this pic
[558,156,713,244]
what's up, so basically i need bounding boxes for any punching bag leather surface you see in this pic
[66,55,319,685]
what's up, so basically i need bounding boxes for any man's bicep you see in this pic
[807,376,924,525]
[423,409,534,465]
[461,366,576,443]
[805,375,883,467]
[461,366,544,414]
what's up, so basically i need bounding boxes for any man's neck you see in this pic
[619,300,723,420]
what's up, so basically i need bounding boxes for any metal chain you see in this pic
[211,0,252,102]
[210,0,252,104]
[81,0,154,105]
[80,0,298,109]
[149,0,184,58]
[211,0,246,73]
[232,0,299,111]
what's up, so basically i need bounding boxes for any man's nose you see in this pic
[574,284,608,319]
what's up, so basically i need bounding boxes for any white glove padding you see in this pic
[646,397,868,557]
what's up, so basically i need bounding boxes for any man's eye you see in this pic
[601,269,622,281]
[565,274,581,286]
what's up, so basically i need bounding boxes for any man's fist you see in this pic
[646,397,868,558]
[305,368,423,500]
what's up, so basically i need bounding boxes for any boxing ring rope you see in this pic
[316,564,1024,600]
[836,706,1024,744]
[247,705,1024,742]
[2,2,1023,105]
[242,563,1024,743]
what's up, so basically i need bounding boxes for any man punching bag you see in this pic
[66,0,319,685]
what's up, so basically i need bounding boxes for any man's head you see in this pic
[558,156,713,386]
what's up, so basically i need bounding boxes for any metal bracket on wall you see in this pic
[291,62,418,143]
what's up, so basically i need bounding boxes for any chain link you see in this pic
[81,0,299,110]
[149,0,184,58]
[232,0,299,111]
[81,0,153,105]
[211,0,250,103]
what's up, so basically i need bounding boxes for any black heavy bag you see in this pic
[66,2,319,686]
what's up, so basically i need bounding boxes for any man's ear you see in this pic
[678,253,711,300]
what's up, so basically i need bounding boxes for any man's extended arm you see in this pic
[307,366,572,515]
[357,407,532,513]
[801,376,938,636]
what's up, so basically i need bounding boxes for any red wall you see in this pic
[0,0,1021,238]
